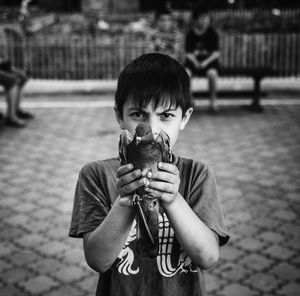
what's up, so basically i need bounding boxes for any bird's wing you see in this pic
[119,130,133,165]
[156,131,172,163]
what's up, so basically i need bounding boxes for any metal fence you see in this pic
[2,31,300,79]
[220,33,300,77]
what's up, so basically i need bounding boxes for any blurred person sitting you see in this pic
[149,7,183,60]
[185,8,220,113]
[0,27,34,127]
[0,57,34,127]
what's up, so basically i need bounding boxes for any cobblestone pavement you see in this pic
[0,98,300,296]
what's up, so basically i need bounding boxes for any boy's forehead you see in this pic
[125,97,178,111]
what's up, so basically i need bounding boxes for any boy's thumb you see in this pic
[119,195,135,207]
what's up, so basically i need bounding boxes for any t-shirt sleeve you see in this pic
[69,163,111,238]
[184,30,194,53]
[208,27,219,51]
[189,164,229,246]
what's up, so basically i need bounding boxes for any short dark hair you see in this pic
[115,53,193,118]
[192,7,209,20]
[155,6,172,20]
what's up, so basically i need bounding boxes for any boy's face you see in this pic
[158,14,173,32]
[115,99,193,150]
[194,14,210,32]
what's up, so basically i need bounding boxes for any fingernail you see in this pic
[158,162,162,168]
[135,169,141,176]
[144,179,150,187]
[147,171,152,178]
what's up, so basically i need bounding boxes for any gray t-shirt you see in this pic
[69,156,229,296]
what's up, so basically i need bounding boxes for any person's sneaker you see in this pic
[5,117,26,128]
[17,109,35,119]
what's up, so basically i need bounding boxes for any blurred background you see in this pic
[0,0,300,79]
[0,1,300,296]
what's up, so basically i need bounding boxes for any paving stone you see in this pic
[269,262,300,281]
[8,251,42,267]
[271,209,298,222]
[55,201,74,214]
[244,272,283,293]
[43,285,85,296]
[0,285,29,296]
[205,273,228,293]
[231,224,260,238]
[257,231,286,244]
[277,282,300,296]
[220,246,245,262]
[0,259,13,273]
[238,253,275,272]
[251,217,281,230]
[54,266,87,283]
[47,226,69,240]
[218,283,259,296]
[213,262,249,281]
[75,274,99,294]
[285,236,300,252]
[227,211,253,224]
[0,242,19,257]
[22,220,53,233]
[13,203,38,214]
[61,248,85,265]
[31,208,56,220]
[28,258,68,275]
[67,237,84,249]
[285,192,299,203]
[1,267,35,284]
[15,234,49,248]
[263,245,297,261]
[278,223,300,237]
[19,275,59,295]
[236,237,266,252]
[5,214,31,227]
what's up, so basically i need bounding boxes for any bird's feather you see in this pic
[118,123,172,258]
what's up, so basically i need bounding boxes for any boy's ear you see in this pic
[180,107,193,130]
[114,106,125,129]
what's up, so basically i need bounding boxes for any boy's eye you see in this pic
[130,112,145,118]
[162,113,175,119]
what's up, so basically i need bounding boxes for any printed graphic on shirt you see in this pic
[117,220,139,276]
[117,213,198,277]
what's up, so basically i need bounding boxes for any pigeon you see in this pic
[119,123,172,258]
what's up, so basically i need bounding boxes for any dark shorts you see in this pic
[185,59,219,77]
[0,62,27,90]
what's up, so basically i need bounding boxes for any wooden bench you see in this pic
[217,67,276,112]
[213,33,299,111]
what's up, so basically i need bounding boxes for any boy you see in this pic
[185,8,220,113]
[149,8,182,60]
[69,53,229,296]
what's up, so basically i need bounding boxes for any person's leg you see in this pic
[11,67,34,119]
[5,84,26,127]
[206,68,219,113]
[0,70,26,127]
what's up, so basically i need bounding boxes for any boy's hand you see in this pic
[116,164,146,207]
[145,162,180,207]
